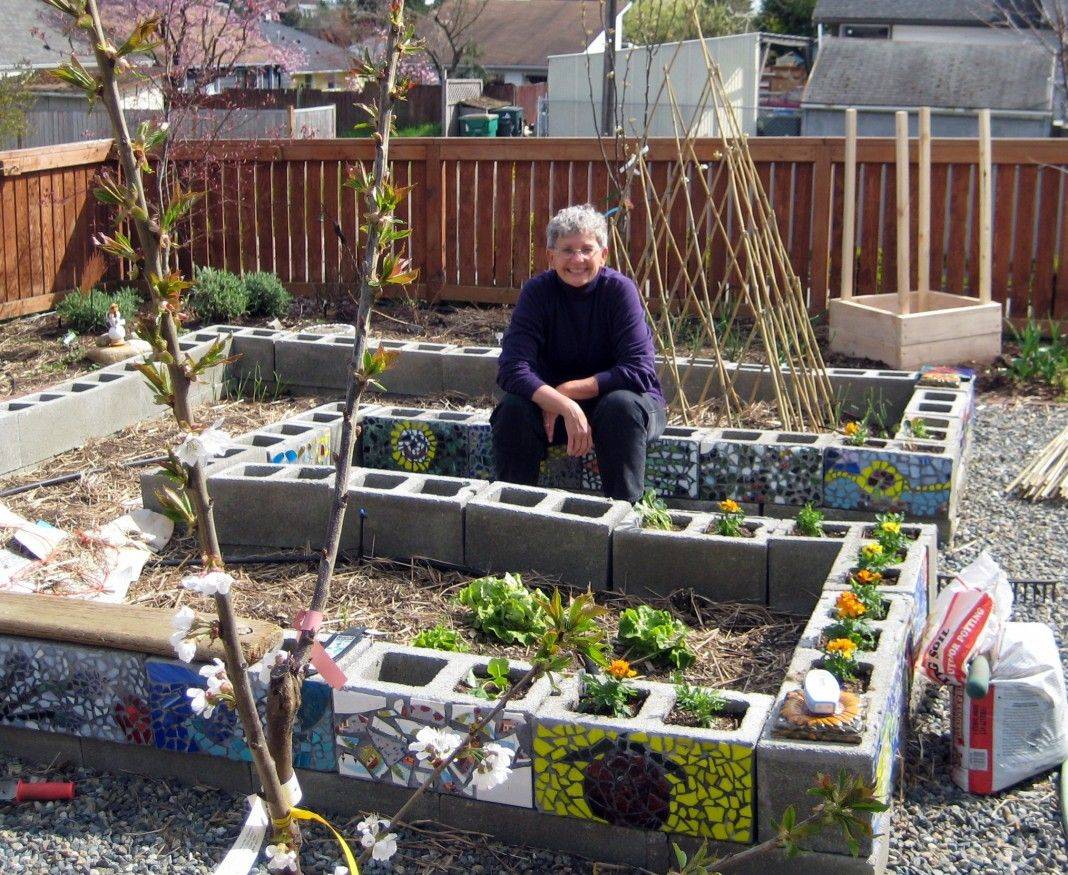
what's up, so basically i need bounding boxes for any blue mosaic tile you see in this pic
[644,433,700,499]
[823,447,952,517]
[0,638,152,744]
[537,445,594,492]
[700,441,823,505]
[466,421,495,480]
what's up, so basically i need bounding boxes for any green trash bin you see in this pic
[458,113,498,137]
[493,106,524,137]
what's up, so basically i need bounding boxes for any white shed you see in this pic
[546,33,763,138]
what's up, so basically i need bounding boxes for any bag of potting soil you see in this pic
[950,622,1068,794]
[916,551,1013,686]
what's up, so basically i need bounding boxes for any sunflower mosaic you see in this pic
[361,414,469,477]
[532,723,754,841]
[390,420,438,472]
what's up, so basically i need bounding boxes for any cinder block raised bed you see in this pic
[333,642,552,807]
[441,345,500,397]
[465,483,630,589]
[533,674,772,842]
[361,406,475,478]
[340,468,488,566]
[766,522,859,615]
[369,338,458,396]
[612,511,775,604]
[699,429,828,507]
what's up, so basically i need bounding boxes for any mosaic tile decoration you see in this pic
[467,421,495,481]
[700,441,823,506]
[645,435,700,499]
[361,415,468,477]
[532,723,754,841]
[144,659,337,770]
[871,656,906,841]
[0,637,152,744]
[334,691,534,807]
[823,447,953,517]
[268,432,331,466]
[537,445,590,492]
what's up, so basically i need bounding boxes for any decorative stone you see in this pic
[772,689,866,743]
[85,338,151,365]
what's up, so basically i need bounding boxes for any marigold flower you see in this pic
[860,542,884,559]
[835,591,866,619]
[719,499,741,514]
[607,659,637,679]
[843,421,860,436]
[879,520,901,535]
[853,568,882,585]
[826,638,857,658]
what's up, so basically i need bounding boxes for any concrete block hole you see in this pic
[373,651,448,686]
[498,487,545,507]
[418,479,466,497]
[559,496,611,518]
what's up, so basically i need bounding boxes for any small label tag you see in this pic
[310,641,347,689]
[293,609,324,633]
[213,794,267,875]
[282,772,302,806]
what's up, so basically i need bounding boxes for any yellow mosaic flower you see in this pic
[606,659,637,679]
[390,420,437,472]
[826,638,857,658]
[718,499,741,514]
[835,591,866,619]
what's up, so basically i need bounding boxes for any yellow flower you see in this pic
[606,659,637,679]
[879,520,901,535]
[826,638,857,658]
[853,568,881,586]
[843,421,860,436]
[860,542,883,560]
[835,591,866,619]
[719,499,741,514]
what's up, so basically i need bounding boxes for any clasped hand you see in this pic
[542,391,592,458]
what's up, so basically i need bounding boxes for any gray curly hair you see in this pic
[546,204,608,250]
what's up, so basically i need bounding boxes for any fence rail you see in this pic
[2,137,1067,322]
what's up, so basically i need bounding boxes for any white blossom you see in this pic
[407,726,464,765]
[170,633,196,663]
[198,658,229,693]
[171,605,195,636]
[174,420,230,468]
[252,646,286,686]
[470,742,514,791]
[264,843,297,871]
[186,686,215,718]
[180,570,234,596]
[333,868,349,875]
[356,815,398,862]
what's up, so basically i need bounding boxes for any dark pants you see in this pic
[491,390,667,502]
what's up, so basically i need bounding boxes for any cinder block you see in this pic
[342,468,488,566]
[533,674,771,842]
[80,736,256,795]
[0,724,83,767]
[227,326,289,383]
[767,522,859,615]
[465,483,630,589]
[537,444,598,492]
[441,345,500,397]
[826,367,919,425]
[0,407,25,474]
[645,426,702,499]
[798,591,916,657]
[334,642,551,807]
[612,511,774,603]
[294,766,441,824]
[671,831,889,875]
[7,389,99,469]
[757,620,909,856]
[656,356,723,406]
[368,339,457,396]
[361,406,473,477]
[274,332,355,391]
[700,428,829,506]
[210,463,339,549]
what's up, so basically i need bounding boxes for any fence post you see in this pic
[808,138,833,312]
[423,139,446,301]
[288,105,297,138]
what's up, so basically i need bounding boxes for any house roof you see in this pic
[0,0,95,71]
[812,0,1039,27]
[258,20,354,73]
[424,0,601,72]
[803,37,1054,112]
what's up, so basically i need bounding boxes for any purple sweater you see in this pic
[497,267,664,404]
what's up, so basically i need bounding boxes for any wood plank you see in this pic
[1,179,16,303]
[928,161,948,291]
[305,160,323,283]
[26,173,43,296]
[456,160,476,286]
[990,164,1014,308]
[45,169,64,293]
[289,160,308,283]
[321,159,341,284]
[406,158,426,287]
[855,163,882,294]
[511,160,532,283]
[474,160,495,286]
[0,140,113,175]
[237,161,258,274]
[1030,166,1058,319]
[0,592,281,663]
[793,159,817,303]
[422,141,445,301]
[0,292,62,319]
[944,164,970,294]
[271,162,291,282]
[72,167,90,290]
[492,160,514,288]
[443,160,458,287]
[1009,164,1038,313]
[531,160,552,275]
[827,161,844,297]
[883,163,898,296]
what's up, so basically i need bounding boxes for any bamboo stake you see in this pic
[841,108,857,299]
[917,107,931,294]
[978,108,993,303]
[895,110,911,314]
[1006,425,1068,501]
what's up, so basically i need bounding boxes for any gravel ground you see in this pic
[2,394,1067,874]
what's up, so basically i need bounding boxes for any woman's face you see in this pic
[547,231,607,288]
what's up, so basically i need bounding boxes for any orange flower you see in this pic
[826,638,857,658]
[843,421,860,436]
[719,499,741,514]
[606,659,637,679]
[835,591,866,619]
[852,568,882,586]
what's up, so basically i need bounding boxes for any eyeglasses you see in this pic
[553,246,600,258]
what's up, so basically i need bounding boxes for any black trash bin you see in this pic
[492,105,524,137]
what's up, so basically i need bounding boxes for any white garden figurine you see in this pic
[803,668,842,715]
[105,302,126,345]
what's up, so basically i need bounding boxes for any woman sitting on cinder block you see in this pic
[492,204,666,502]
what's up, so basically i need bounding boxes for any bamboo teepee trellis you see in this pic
[603,26,835,432]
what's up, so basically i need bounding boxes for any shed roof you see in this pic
[0,0,94,71]
[258,20,353,73]
[812,0,1038,26]
[803,37,1054,111]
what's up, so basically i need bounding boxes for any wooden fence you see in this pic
[2,136,1068,323]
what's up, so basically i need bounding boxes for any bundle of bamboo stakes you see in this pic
[1006,425,1068,501]
[603,24,835,432]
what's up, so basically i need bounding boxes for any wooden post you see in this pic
[809,140,834,311]
[840,108,857,299]
[287,105,297,138]
[423,139,446,301]
[895,110,911,314]
[917,107,931,294]
[978,108,992,303]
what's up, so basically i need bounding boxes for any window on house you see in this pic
[841,24,890,38]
